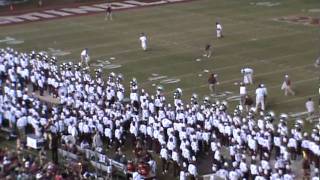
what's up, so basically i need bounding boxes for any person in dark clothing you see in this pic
[105,4,113,20]
[244,95,254,111]
[51,133,59,164]
[203,44,212,58]
[208,73,218,95]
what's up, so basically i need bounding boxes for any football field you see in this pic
[1,0,320,128]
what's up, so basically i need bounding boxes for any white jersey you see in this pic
[216,24,223,38]
[240,86,246,95]
[139,35,147,50]
[216,24,222,31]
[81,49,90,64]
[81,49,87,57]
[255,88,265,98]
[140,36,147,44]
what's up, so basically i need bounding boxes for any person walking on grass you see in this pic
[281,74,295,96]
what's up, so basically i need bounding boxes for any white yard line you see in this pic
[56,17,266,54]
[140,48,316,87]
[274,94,318,105]
[89,29,313,67]
[166,62,316,94]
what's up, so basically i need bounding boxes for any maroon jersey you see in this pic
[285,79,291,86]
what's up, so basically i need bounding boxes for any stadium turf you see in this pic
[1,0,320,128]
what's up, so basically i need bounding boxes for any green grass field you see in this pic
[1,0,320,126]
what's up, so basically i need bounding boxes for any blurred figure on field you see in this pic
[216,22,223,38]
[244,95,254,111]
[241,67,254,85]
[139,33,148,51]
[239,82,247,106]
[255,84,267,111]
[203,44,212,58]
[80,48,90,67]
[38,0,43,8]
[305,98,315,117]
[105,4,113,20]
[281,74,295,96]
[208,73,218,95]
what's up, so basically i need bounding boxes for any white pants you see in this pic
[256,96,265,111]
[217,30,222,38]
[141,43,147,50]
[244,74,253,84]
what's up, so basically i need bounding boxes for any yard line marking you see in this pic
[89,21,313,55]
[3,3,261,43]
[27,16,263,53]
[274,94,318,105]
[166,62,316,94]
[35,22,264,59]
[139,47,316,86]
[88,29,314,66]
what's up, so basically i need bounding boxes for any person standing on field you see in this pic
[203,44,212,58]
[208,73,218,95]
[105,4,113,21]
[239,82,247,106]
[241,67,254,85]
[255,84,267,111]
[305,98,315,117]
[244,95,254,111]
[80,48,90,67]
[139,33,148,51]
[216,22,223,38]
